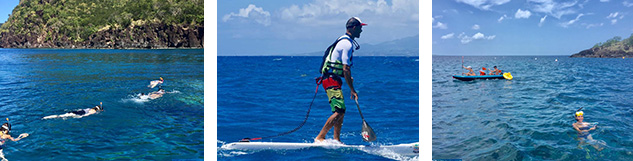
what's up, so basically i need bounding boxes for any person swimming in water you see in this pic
[42,102,104,119]
[137,93,150,100]
[148,77,164,88]
[0,118,29,161]
[572,110,603,151]
[148,88,166,100]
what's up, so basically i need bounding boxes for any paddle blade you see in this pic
[503,72,513,80]
[361,121,376,142]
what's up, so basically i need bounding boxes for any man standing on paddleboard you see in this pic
[315,17,366,143]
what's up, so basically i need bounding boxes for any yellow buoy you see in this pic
[503,72,513,80]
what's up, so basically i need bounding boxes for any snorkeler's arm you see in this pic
[572,124,581,132]
[7,135,18,141]
[11,133,29,141]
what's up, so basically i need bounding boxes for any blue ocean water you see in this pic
[433,56,633,160]
[217,56,419,160]
[0,49,203,160]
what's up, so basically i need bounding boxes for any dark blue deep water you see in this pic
[0,49,203,160]
[433,56,633,160]
[217,56,419,160]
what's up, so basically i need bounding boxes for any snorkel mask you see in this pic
[2,118,11,133]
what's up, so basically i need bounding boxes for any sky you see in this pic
[218,0,419,56]
[0,0,19,23]
[433,0,633,56]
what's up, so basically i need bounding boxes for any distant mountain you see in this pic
[570,34,633,58]
[298,35,419,56]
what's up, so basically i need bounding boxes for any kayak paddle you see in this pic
[355,99,376,142]
[461,56,464,75]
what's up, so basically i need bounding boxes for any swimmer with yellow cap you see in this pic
[148,77,164,88]
[572,109,603,151]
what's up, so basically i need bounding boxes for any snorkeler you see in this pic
[42,102,104,119]
[148,77,164,88]
[572,110,603,151]
[148,88,166,100]
[137,93,150,100]
[0,118,29,161]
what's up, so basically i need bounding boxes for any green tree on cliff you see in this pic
[0,0,203,45]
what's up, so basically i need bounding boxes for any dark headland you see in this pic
[570,34,633,58]
[0,0,203,49]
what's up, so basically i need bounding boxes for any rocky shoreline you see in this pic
[570,47,633,58]
[570,35,633,58]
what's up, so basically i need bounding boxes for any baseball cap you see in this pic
[346,17,368,28]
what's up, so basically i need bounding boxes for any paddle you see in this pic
[355,99,376,142]
[461,56,464,75]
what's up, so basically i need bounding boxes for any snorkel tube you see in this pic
[3,118,11,133]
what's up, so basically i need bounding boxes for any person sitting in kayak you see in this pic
[42,102,104,119]
[572,110,603,151]
[479,67,487,75]
[488,66,502,75]
[462,66,476,76]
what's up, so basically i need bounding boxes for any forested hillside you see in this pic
[570,34,633,58]
[0,0,203,48]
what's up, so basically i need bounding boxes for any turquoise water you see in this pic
[217,56,419,160]
[0,49,203,160]
[433,56,633,160]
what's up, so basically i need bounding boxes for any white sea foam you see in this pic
[121,93,151,104]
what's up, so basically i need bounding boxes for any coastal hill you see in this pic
[0,0,203,49]
[570,34,633,58]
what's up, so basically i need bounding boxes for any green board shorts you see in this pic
[326,88,346,113]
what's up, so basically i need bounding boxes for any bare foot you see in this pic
[314,138,325,143]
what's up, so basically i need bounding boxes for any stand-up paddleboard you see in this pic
[221,142,419,156]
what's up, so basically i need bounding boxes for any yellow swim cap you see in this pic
[575,111,584,117]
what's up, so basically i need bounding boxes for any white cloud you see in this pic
[585,23,604,29]
[625,1,633,7]
[472,24,480,30]
[223,4,272,26]
[606,12,624,25]
[606,12,619,19]
[433,22,448,29]
[600,0,609,2]
[279,0,419,24]
[458,32,496,44]
[528,0,580,19]
[539,15,547,27]
[456,0,511,10]
[560,13,584,28]
[441,33,455,39]
[498,14,509,22]
[515,9,532,19]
